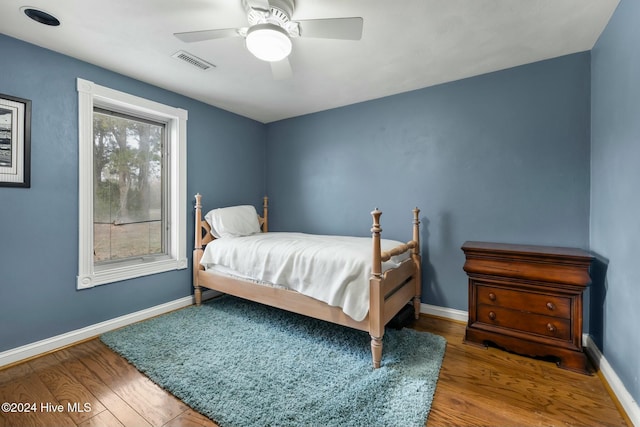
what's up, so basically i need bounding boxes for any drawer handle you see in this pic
[546,302,555,311]
[546,323,556,333]
[488,292,496,301]
[488,311,496,321]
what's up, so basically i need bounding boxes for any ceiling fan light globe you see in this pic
[246,23,292,62]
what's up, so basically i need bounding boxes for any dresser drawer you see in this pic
[477,305,571,340]
[477,285,570,319]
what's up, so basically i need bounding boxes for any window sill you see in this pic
[77,257,188,289]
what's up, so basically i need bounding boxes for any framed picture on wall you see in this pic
[0,93,31,187]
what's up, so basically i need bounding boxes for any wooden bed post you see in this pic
[262,196,269,232]
[370,208,384,369]
[193,194,203,306]
[412,207,422,320]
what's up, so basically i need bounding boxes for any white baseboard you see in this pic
[0,290,226,369]
[0,293,201,368]
[584,335,640,426]
[420,302,468,323]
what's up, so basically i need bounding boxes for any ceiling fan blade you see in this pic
[174,28,241,43]
[270,57,293,80]
[297,17,363,40]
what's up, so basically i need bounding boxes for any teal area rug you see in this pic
[101,296,446,427]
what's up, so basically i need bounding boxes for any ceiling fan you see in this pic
[174,0,364,79]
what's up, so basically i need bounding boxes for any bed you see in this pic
[192,194,422,368]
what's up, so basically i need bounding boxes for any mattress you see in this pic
[199,232,410,321]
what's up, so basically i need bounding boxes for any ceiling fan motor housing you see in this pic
[245,0,299,37]
[243,0,294,17]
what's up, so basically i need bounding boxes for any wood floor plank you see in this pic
[57,347,153,427]
[68,340,189,427]
[0,362,33,387]
[429,386,550,427]
[433,375,563,426]
[29,352,106,424]
[0,372,76,427]
[77,409,125,427]
[163,409,218,427]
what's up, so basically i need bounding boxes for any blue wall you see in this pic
[266,53,592,312]
[0,35,266,352]
[591,0,640,407]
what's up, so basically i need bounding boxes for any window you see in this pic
[92,108,166,263]
[77,78,187,289]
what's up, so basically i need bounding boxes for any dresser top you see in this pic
[461,241,592,261]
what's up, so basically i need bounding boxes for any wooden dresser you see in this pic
[461,241,593,374]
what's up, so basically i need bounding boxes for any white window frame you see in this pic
[76,78,188,289]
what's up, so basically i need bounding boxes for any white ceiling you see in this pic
[0,0,619,123]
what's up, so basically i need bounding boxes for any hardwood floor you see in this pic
[416,318,629,427]
[0,315,629,427]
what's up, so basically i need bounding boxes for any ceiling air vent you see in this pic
[172,51,215,70]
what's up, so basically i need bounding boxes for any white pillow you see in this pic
[204,205,261,238]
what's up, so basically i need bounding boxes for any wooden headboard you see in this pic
[193,194,268,250]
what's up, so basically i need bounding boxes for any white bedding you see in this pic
[199,232,411,321]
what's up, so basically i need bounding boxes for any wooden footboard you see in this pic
[369,208,421,368]
[192,194,421,369]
